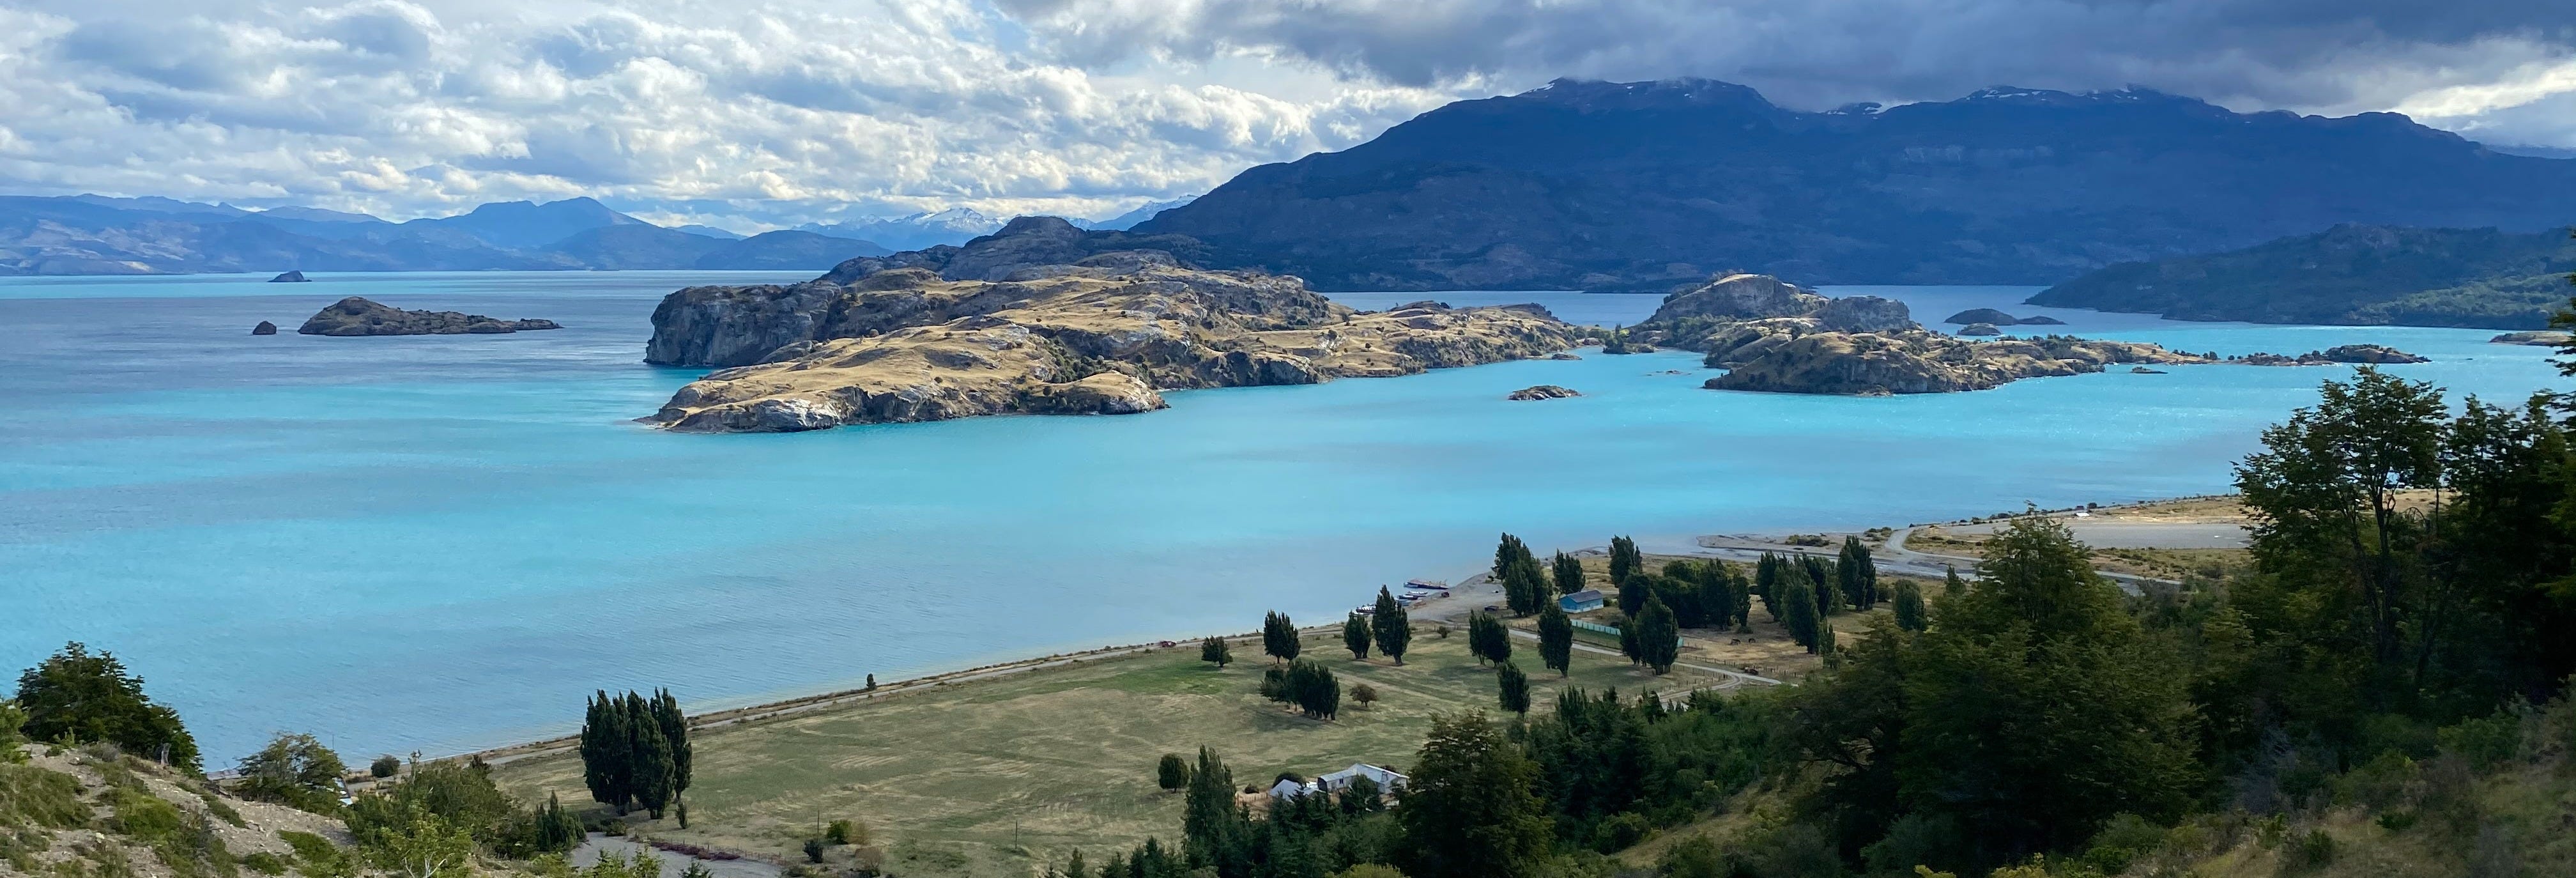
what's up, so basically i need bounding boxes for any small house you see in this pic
[1268,778,1317,799]
[1559,589,1604,612]
[1317,763,1407,794]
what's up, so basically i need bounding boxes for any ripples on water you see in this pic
[0,272,2559,759]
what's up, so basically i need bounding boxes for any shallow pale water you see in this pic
[0,272,2560,762]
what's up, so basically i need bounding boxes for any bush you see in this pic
[370,756,401,779]
[1588,812,1649,852]
[802,838,825,863]
[2438,714,2524,771]
[2285,830,2336,873]
[0,764,89,828]
[1155,754,1190,790]
[825,819,868,846]
[236,734,348,813]
[1350,684,1379,709]
[240,852,290,875]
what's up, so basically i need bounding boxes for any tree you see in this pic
[1551,551,1586,597]
[1616,573,1650,617]
[1635,594,1680,674]
[1340,775,1384,814]
[1200,636,1234,668]
[1396,713,1552,878]
[13,642,200,772]
[1839,535,1880,611]
[650,689,692,801]
[1608,536,1641,585]
[1943,566,1966,597]
[1156,753,1192,790]
[1537,602,1574,677]
[1802,554,1841,615]
[1282,660,1342,720]
[533,793,585,854]
[1342,613,1372,660]
[1618,617,1643,665]
[1781,564,1823,653]
[363,805,476,878]
[371,755,402,779]
[0,700,27,764]
[1497,663,1531,714]
[1467,612,1511,666]
[1350,683,1379,709]
[627,695,678,819]
[1494,532,1537,581]
[1754,553,1784,621]
[1501,558,1548,617]
[1372,588,1413,665]
[1892,580,1929,632]
[1180,747,1239,870]
[579,691,634,812]
[1262,611,1302,664]
[237,733,348,813]
[1694,562,1737,630]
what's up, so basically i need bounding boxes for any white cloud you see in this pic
[0,0,2570,229]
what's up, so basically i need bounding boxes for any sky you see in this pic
[3,0,2573,231]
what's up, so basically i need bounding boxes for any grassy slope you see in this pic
[493,631,1728,878]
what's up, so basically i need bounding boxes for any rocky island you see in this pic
[268,270,310,282]
[1629,273,2212,395]
[640,218,1584,432]
[1508,385,1581,401]
[296,297,562,335]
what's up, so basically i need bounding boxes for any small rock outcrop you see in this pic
[2490,330,2571,346]
[2016,315,2067,325]
[1944,307,2019,325]
[1508,385,1582,401]
[1958,322,2004,336]
[298,297,562,336]
[641,236,1584,433]
[2130,366,2167,374]
[251,321,277,335]
[268,270,309,282]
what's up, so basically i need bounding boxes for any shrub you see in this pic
[802,838,825,863]
[236,734,348,813]
[1588,812,1649,852]
[1155,754,1190,790]
[109,787,186,843]
[370,756,401,779]
[2438,714,2523,771]
[825,819,868,846]
[1350,684,1379,709]
[240,852,290,875]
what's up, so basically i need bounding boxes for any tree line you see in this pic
[578,689,693,819]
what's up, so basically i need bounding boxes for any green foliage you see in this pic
[1779,563,1823,652]
[1342,615,1372,661]
[369,756,400,780]
[1466,612,1511,666]
[1395,714,1551,878]
[1500,558,1548,617]
[0,764,89,829]
[530,794,584,855]
[825,818,866,845]
[1493,533,1536,583]
[1156,753,1192,791]
[1536,603,1574,677]
[1200,636,1233,669]
[1350,683,1379,709]
[1180,747,1237,868]
[1634,596,1679,674]
[348,760,518,852]
[1839,535,1880,611]
[1371,589,1411,665]
[1496,663,1531,715]
[1551,553,1585,598]
[1607,537,1640,587]
[1263,612,1302,664]
[1282,661,1340,720]
[109,786,185,842]
[14,643,201,773]
[2033,223,2576,328]
[1892,580,1929,632]
[238,852,288,876]
[0,700,27,764]
[579,689,691,818]
[234,734,347,814]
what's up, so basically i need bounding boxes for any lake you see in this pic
[1,271,2559,762]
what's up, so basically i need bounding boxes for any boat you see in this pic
[1404,578,1448,590]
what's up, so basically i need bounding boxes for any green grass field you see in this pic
[493,629,1725,877]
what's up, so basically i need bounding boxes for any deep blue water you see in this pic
[1,272,2561,762]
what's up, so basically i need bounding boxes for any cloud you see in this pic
[0,0,2571,229]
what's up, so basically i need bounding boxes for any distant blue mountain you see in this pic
[0,196,891,275]
[1080,196,1199,231]
[1139,78,2576,289]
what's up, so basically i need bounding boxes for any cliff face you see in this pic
[641,236,1582,432]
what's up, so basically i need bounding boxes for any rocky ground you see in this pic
[0,746,349,878]
[641,222,1585,432]
[296,297,561,335]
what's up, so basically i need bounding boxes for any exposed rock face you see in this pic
[1704,330,2212,396]
[1957,322,2004,336]
[1944,307,2018,325]
[642,240,1583,432]
[268,270,309,282]
[1508,385,1581,400]
[251,320,277,335]
[2490,330,2570,346]
[1650,273,1827,322]
[296,297,561,335]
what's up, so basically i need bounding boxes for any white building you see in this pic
[1270,763,1409,801]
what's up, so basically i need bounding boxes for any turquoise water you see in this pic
[1,272,2561,762]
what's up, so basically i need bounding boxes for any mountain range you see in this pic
[1137,79,2576,290]
[2028,224,2576,328]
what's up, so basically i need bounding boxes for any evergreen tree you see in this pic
[533,793,585,854]
[652,689,691,799]
[1781,565,1823,653]
[1607,536,1641,584]
[1734,569,1755,633]
[1892,581,1929,632]
[1754,553,1784,621]
[13,642,201,773]
[1468,612,1513,666]
[1635,594,1680,674]
[1341,613,1372,660]
[627,693,677,819]
[1943,565,1967,597]
[1371,587,1412,665]
[1200,636,1232,668]
[1802,554,1841,614]
[1618,618,1643,665]
[1066,850,1087,878]
[1501,558,1548,617]
[1340,775,1383,813]
[1536,601,1574,677]
[579,691,633,812]
[1694,561,1736,629]
[1279,660,1342,719]
[1616,573,1650,617]
[1551,551,1585,597]
[1262,611,1301,663]
[1839,535,1880,611]
[1396,713,1552,878]
[1180,747,1239,871]
[1156,753,1191,790]
[1497,662,1531,714]
[1493,532,1537,581]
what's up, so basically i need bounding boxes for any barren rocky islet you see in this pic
[0,270,2556,764]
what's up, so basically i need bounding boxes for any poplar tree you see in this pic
[1607,536,1641,584]
[1493,533,1537,580]
[1754,553,1783,621]
[1496,662,1531,714]
[1781,565,1823,652]
[1802,554,1841,613]
[1262,611,1300,663]
[1551,552,1585,597]
[1342,613,1372,660]
[1893,580,1929,631]
[1943,565,1968,597]
[1180,747,1239,870]
[1838,535,1880,611]
[629,712,676,819]
[1618,619,1643,665]
[1468,612,1513,666]
[1537,602,1574,677]
[1617,573,1650,617]
[1692,561,1735,630]
[1372,587,1412,665]
[579,691,634,812]
[652,689,691,800]
[1636,594,1680,674]
[1502,558,1548,617]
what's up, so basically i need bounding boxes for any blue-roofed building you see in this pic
[1558,589,1604,612]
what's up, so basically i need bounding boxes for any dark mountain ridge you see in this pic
[2028,224,2576,328]
[1138,78,2576,290]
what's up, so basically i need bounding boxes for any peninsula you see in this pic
[641,218,1584,432]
